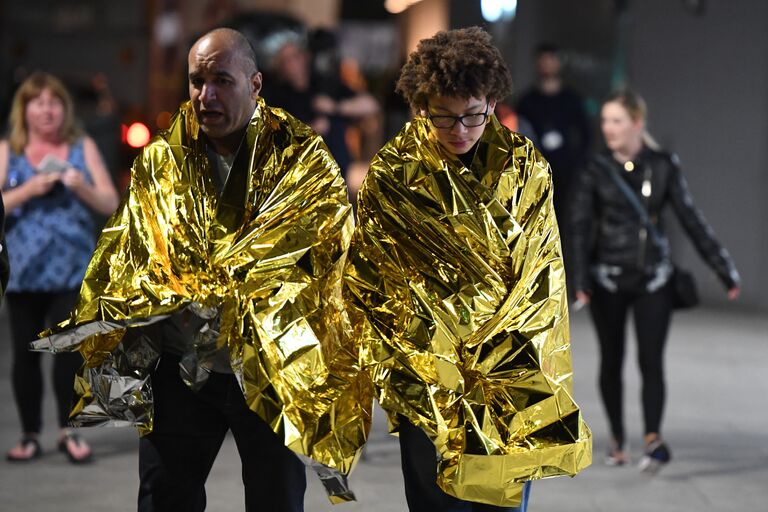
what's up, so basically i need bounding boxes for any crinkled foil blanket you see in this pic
[33,99,370,503]
[344,116,591,506]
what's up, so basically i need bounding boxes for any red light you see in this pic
[126,122,151,148]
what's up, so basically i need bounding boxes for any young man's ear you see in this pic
[485,100,497,124]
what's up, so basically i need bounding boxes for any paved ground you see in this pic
[0,304,766,511]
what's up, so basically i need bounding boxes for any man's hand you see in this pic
[311,116,331,136]
[312,95,336,116]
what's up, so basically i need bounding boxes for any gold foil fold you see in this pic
[33,98,371,502]
[345,115,591,507]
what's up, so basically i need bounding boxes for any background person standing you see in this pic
[517,43,591,222]
[569,89,740,472]
[0,71,119,463]
[0,196,9,301]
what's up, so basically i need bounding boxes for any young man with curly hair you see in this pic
[346,27,591,512]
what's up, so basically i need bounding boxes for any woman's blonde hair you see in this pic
[7,71,82,154]
[603,88,659,149]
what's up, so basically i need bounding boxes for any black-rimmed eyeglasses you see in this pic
[426,101,490,129]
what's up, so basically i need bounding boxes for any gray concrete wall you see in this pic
[508,0,768,311]
[626,0,768,311]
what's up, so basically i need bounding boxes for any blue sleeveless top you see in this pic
[4,139,96,292]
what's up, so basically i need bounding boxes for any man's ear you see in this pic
[251,72,263,98]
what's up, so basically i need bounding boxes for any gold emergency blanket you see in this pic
[345,115,592,506]
[33,98,371,502]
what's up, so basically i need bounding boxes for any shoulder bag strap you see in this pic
[592,154,666,250]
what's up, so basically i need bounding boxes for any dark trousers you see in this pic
[138,354,306,512]
[589,283,674,447]
[398,417,531,512]
[6,290,82,433]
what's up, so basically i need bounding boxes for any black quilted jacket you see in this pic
[569,146,740,294]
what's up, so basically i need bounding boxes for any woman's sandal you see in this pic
[6,436,42,462]
[604,439,629,466]
[58,432,93,464]
[604,448,630,466]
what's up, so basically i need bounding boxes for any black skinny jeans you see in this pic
[398,417,531,512]
[138,354,306,512]
[6,290,82,434]
[588,283,674,448]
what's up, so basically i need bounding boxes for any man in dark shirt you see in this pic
[517,44,591,220]
[33,27,368,511]
[260,31,378,176]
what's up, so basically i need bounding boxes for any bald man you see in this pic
[187,28,262,156]
[36,27,361,511]
[135,27,310,512]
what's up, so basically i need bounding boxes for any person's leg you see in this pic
[225,375,306,512]
[49,290,83,429]
[6,292,49,458]
[398,416,469,512]
[46,290,93,461]
[632,286,673,442]
[632,286,674,472]
[589,286,630,456]
[138,354,228,512]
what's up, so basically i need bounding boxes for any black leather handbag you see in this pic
[671,266,699,309]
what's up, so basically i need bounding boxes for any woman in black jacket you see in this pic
[570,89,740,472]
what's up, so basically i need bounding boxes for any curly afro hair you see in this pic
[396,27,512,110]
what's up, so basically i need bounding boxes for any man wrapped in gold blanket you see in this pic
[34,28,370,510]
[345,27,591,510]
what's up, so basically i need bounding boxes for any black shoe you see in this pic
[638,440,671,474]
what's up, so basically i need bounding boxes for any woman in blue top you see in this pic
[0,196,9,300]
[0,72,119,462]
